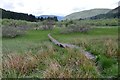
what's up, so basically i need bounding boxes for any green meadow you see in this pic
[2,25,118,78]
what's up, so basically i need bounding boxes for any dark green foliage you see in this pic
[1,8,36,22]
[97,55,116,69]
[90,13,119,19]
[1,8,58,22]
[53,16,58,21]
[38,17,44,21]
[38,16,58,21]
[90,6,120,19]
[102,64,118,77]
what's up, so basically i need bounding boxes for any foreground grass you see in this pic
[2,26,118,78]
[52,27,118,77]
[3,44,100,78]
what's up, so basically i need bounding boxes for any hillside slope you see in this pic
[64,8,111,20]
[90,6,120,19]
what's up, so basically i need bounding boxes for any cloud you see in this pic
[3,3,14,10]
[0,0,119,16]
[119,1,120,6]
[0,0,15,10]
[17,2,24,7]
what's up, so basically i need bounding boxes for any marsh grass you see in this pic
[38,48,100,78]
[2,26,118,78]
[2,52,39,77]
[2,43,100,78]
[52,27,118,77]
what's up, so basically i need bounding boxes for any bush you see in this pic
[60,24,92,34]
[79,19,118,26]
[2,26,25,38]
[39,20,55,30]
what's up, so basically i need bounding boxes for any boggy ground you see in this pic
[2,26,118,78]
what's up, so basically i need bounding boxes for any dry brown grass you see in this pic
[2,43,55,77]
[43,59,61,78]
[104,39,118,58]
[2,43,100,78]
[42,48,100,78]
[71,37,118,58]
[3,52,39,76]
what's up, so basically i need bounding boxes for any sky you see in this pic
[0,0,119,16]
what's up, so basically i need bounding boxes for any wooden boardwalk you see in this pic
[48,33,96,60]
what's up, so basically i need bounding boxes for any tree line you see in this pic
[1,8,58,22]
[37,16,58,21]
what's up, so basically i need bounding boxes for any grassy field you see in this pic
[2,26,118,78]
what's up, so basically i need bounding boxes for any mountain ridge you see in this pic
[64,8,111,20]
[90,6,120,19]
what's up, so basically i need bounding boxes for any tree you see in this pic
[40,17,44,21]
[1,8,37,22]
[53,16,58,21]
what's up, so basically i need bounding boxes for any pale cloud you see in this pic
[0,0,14,10]
[119,1,120,6]
[0,0,119,16]
[3,3,14,10]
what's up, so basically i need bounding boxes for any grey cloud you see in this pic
[118,1,120,6]
[17,2,24,7]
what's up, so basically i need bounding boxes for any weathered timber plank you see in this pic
[48,33,95,60]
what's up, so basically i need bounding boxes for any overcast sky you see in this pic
[0,0,119,16]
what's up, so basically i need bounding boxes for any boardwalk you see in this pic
[48,33,96,60]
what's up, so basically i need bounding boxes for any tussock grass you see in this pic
[41,48,100,78]
[104,39,118,57]
[52,27,118,77]
[2,43,100,78]
[2,26,118,78]
[62,37,118,77]
[3,52,39,77]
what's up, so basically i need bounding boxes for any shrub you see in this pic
[60,24,92,34]
[56,22,63,27]
[2,26,26,38]
[41,20,54,30]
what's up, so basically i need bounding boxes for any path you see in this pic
[48,33,96,60]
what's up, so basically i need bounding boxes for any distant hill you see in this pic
[108,6,119,14]
[90,6,120,19]
[0,8,62,22]
[64,8,111,20]
[0,8,36,22]
[38,15,64,21]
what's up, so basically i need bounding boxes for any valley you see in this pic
[1,4,119,78]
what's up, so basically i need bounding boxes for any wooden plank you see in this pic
[48,33,95,60]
